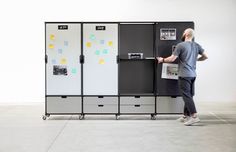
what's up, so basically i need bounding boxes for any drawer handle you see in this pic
[61,96,67,98]
[134,105,140,107]
[98,105,104,107]
[98,96,104,98]
[134,96,140,98]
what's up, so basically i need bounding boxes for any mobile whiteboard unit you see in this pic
[82,23,119,119]
[44,23,82,120]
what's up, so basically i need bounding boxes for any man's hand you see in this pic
[156,57,164,63]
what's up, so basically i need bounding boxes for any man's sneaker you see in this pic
[177,116,189,123]
[184,117,200,126]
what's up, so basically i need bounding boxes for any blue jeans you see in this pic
[178,77,197,116]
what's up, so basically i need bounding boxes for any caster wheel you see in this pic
[151,115,156,120]
[42,115,47,120]
[115,115,120,120]
[79,115,84,120]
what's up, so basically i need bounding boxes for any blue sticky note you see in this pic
[95,50,100,55]
[100,40,105,44]
[103,49,108,54]
[58,48,63,54]
[51,59,56,64]
[64,41,69,46]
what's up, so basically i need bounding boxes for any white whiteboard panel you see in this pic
[83,24,118,95]
[46,23,81,95]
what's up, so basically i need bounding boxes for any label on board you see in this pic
[58,25,68,30]
[96,26,106,30]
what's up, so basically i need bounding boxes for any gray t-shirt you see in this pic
[173,41,204,77]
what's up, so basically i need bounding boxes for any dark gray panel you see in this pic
[119,60,154,94]
[156,22,194,96]
[120,24,154,58]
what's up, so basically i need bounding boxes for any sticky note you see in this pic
[64,41,68,46]
[50,34,55,40]
[58,49,63,54]
[108,41,113,46]
[103,49,108,54]
[100,40,105,44]
[90,34,96,40]
[95,50,100,55]
[86,42,91,48]
[60,58,67,64]
[48,44,54,49]
[71,68,77,74]
[51,59,56,64]
[99,59,105,65]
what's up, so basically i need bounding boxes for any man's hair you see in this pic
[183,28,194,39]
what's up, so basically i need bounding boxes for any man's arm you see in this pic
[197,52,208,61]
[157,55,178,63]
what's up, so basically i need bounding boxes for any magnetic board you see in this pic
[156,22,194,96]
[46,23,81,95]
[83,24,118,95]
[120,24,154,58]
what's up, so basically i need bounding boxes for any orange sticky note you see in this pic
[48,44,54,49]
[86,42,91,48]
[99,59,105,65]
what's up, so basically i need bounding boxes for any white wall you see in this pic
[0,0,235,103]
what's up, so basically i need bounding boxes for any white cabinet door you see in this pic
[46,23,81,95]
[83,24,118,95]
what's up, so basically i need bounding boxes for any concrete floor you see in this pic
[0,102,236,152]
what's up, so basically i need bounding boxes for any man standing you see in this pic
[157,28,208,126]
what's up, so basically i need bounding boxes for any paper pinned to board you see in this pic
[161,63,178,80]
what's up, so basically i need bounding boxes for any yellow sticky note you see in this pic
[86,42,91,48]
[48,44,54,49]
[99,59,105,65]
[60,58,67,64]
[108,41,113,46]
[50,34,55,40]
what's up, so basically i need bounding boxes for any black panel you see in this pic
[119,24,155,95]
[120,24,154,58]
[156,22,194,96]
[119,60,154,94]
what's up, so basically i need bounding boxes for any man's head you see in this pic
[181,28,194,41]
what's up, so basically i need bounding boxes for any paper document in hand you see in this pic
[161,63,178,80]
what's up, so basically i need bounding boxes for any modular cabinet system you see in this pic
[44,22,193,120]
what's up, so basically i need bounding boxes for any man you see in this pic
[157,28,208,126]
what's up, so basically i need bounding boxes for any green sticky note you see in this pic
[90,34,95,41]
[95,50,100,55]
[103,49,108,54]
[71,68,77,74]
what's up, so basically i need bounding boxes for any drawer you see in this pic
[156,97,184,113]
[46,97,82,113]
[84,104,118,113]
[84,97,118,105]
[120,104,155,113]
[120,97,155,105]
